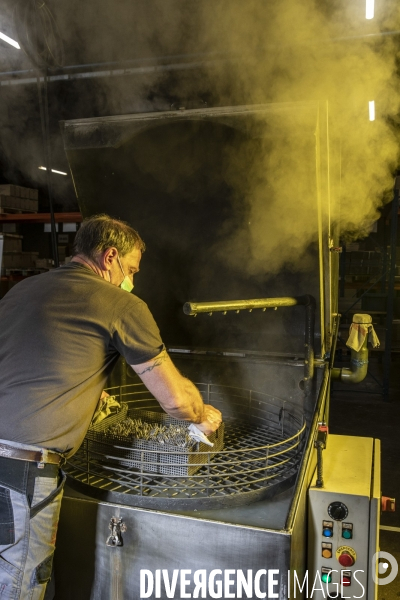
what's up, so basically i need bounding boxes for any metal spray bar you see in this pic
[183,297,300,315]
[183,295,316,394]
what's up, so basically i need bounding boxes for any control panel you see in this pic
[308,435,380,600]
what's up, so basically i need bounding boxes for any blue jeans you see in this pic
[0,439,66,600]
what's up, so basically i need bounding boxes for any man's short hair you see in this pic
[73,214,145,260]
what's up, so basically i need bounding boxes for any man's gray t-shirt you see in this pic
[0,262,164,456]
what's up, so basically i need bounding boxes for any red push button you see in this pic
[338,552,355,567]
[342,577,351,587]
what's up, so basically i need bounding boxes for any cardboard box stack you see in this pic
[1,234,40,274]
[2,233,22,253]
[2,252,39,271]
[0,184,39,213]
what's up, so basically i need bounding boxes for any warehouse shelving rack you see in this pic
[0,212,82,296]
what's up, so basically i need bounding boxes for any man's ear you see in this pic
[99,247,118,270]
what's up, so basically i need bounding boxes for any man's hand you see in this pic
[130,350,222,427]
[196,405,222,435]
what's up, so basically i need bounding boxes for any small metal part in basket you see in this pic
[106,417,194,448]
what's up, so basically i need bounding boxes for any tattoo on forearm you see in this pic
[137,352,167,375]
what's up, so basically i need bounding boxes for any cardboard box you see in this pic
[2,234,23,253]
[346,242,360,252]
[19,186,39,200]
[343,288,358,298]
[34,258,53,270]
[58,246,67,261]
[1,224,17,233]
[361,293,387,312]
[0,185,39,202]
[338,297,362,313]
[28,199,38,212]
[392,321,400,342]
[2,252,39,269]
[0,195,37,212]
[0,195,16,209]
[0,184,18,196]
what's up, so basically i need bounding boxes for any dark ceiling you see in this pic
[0,0,399,211]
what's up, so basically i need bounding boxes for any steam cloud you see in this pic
[99,0,400,276]
[192,1,400,275]
[1,0,399,271]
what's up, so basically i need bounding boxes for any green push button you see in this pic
[322,573,332,584]
[342,529,352,539]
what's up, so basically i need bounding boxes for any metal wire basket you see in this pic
[87,408,225,476]
[65,383,306,509]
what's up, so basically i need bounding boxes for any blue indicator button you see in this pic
[323,528,333,537]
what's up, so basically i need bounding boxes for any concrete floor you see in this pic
[330,356,400,598]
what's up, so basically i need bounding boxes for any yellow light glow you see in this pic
[369,101,375,121]
[366,0,374,20]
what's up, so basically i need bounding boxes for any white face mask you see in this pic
[117,256,134,293]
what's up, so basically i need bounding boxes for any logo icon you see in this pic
[371,551,398,585]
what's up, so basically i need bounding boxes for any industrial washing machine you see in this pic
[55,102,381,599]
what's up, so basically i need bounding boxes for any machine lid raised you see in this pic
[61,102,324,354]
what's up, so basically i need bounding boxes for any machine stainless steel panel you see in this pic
[56,492,292,600]
[308,435,380,600]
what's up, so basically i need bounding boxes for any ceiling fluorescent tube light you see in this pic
[369,101,375,121]
[366,0,374,19]
[38,166,68,176]
[0,32,20,49]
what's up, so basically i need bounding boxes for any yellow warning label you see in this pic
[336,546,357,561]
